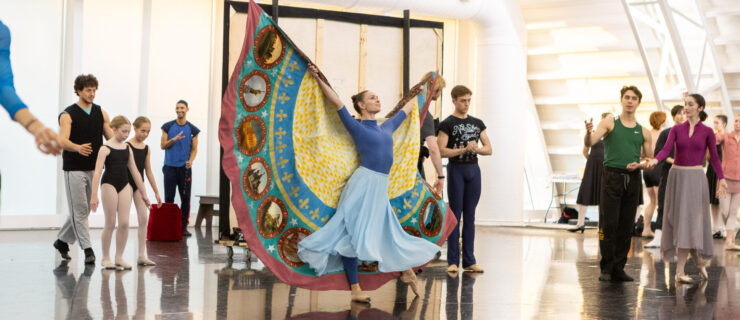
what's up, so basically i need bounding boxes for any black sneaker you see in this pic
[84,248,95,265]
[182,229,192,237]
[598,274,612,281]
[612,270,634,282]
[713,231,724,239]
[54,240,71,260]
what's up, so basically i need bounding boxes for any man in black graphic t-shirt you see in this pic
[437,85,491,274]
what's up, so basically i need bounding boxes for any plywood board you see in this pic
[365,25,403,115]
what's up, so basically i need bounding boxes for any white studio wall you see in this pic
[0,0,215,223]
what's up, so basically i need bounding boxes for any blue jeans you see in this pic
[446,163,481,268]
[163,165,192,229]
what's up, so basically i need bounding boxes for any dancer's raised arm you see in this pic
[307,63,343,110]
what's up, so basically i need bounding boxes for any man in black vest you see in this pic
[53,74,112,264]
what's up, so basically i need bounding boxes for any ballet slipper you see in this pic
[350,284,370,303]
[675,273,692,283]
[350,301,370,318]
[725,243,740,251]
[137,257,156,266]
[463,264,484,273]
[101,259,117,270]
[447,264,459,273]
[699,266,708,280]
[115,259,132,270]
[400,269,420,296]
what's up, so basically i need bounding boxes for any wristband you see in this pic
[438,176,445,179]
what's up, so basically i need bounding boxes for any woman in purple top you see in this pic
[649,93,727,283]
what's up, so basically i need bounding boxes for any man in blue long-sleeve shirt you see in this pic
[0,20,60,154]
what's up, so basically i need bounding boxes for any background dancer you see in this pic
[161,100,199,237]
[297,64,440,303]
[645,105,685,248]
[438,85,492,273]
[715,115,740,251]
[640,111,667,237]
[54,74,113,264]
[127,116,162,265]
[418,71,446,195]
[584,85,654,282]
[570,112,611,233]
[649,93,726,283]
[710,115,728,239]
[90,116,150,270]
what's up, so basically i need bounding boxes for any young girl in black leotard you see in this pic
[126,117,162,266]
[91,116,150,270]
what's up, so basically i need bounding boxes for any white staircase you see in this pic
[521,0,659,175]
[703,0,740,114]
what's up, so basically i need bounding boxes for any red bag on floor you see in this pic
[147,203,183,241]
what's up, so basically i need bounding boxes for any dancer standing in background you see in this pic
[127,116,162,265]
[645,105,685,248]
[648,93,726,283]
[640,111,667,237]
[570,112,612,233]
[584,86,654,282]
[418,72,446,195]
[710,115,728,239]
[54,74,113,264]
[161,100,199,237]
[438,85,492,273]
[715,115,740,251]
[90,116,150,270]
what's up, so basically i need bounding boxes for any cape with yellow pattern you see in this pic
[219,0,456,290]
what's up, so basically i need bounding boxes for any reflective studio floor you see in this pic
[1,226,739,319]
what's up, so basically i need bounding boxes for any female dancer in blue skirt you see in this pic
[297,64,441,303]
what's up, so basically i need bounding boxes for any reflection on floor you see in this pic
[0,226,738,319]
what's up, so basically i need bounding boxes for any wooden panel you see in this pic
[365,25,403,114]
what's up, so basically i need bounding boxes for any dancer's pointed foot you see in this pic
[101,259,117,269]
[642,230,655,238]
[463,264,484,273]
[447,264,459,273]
[675,273,692,283]
[350,301,370,318]
[400,269,420,296]
[725,243,740,251]
[114,259,132,270]
[350,284,371,303]
[696,258,709,280]
[644,230,662,248]
[137,257,156,266]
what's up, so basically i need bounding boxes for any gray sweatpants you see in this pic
[57,170,94,250]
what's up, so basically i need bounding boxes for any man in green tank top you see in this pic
[584,86,655,282]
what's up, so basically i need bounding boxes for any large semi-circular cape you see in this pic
[219,0,457,291]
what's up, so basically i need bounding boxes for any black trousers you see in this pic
[163,165,192,229]
[599,167,641,275]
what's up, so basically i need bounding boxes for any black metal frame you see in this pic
[219,0,444,239]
